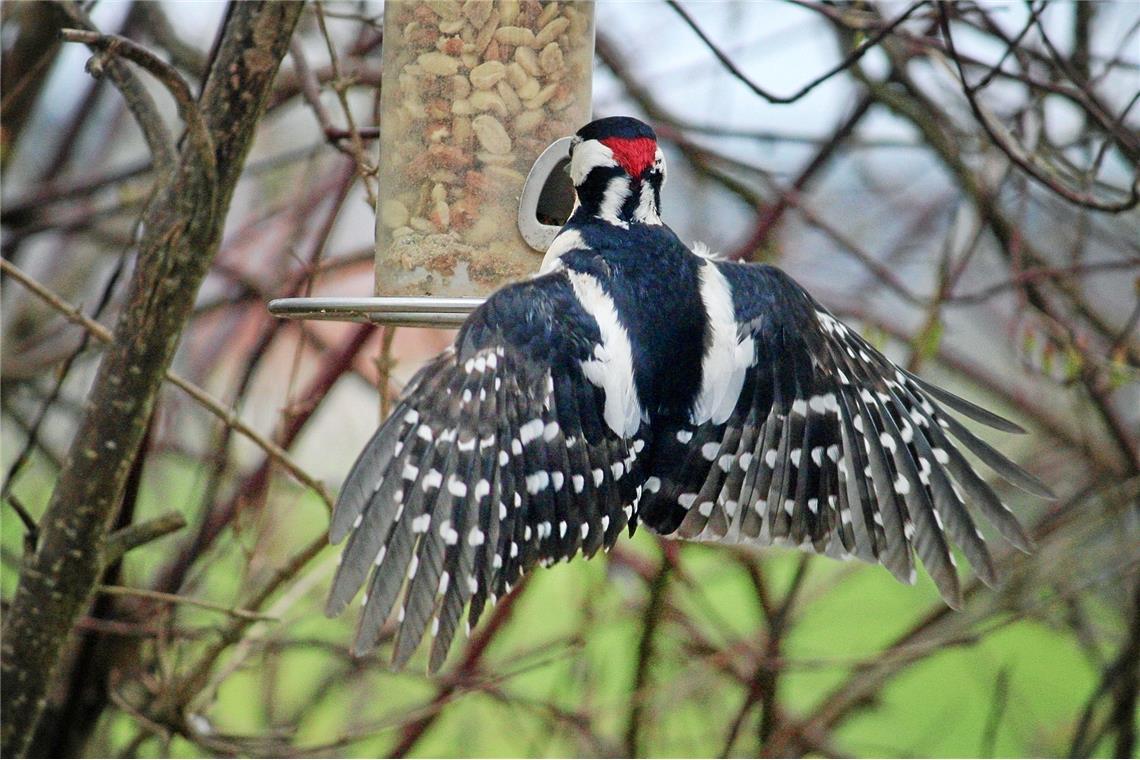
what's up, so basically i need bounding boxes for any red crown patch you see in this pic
[601,136,657,179]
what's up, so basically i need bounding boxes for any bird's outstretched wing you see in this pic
[638,262,1053,606]
[326,272,646,670]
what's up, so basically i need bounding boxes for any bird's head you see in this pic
[568,116,666,226]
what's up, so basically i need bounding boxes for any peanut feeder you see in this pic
[269,0,593,326]
[375,0,594,298]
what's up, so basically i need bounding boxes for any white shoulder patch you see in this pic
[692,260,753,426]
[539,228,588,274]
[567,270,642,437]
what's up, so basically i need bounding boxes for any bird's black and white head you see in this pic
[569,116,666,227]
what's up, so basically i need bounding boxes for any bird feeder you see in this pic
[270,1,595,327]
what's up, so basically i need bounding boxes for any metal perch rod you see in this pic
[268,296,484,328]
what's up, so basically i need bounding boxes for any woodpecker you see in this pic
[326,116,1054,671]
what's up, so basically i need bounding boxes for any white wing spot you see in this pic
[899,420,914,443]
[525,471,550,494]
[440,519,459,544]
[520,419,544,445]
[422,469,443,492]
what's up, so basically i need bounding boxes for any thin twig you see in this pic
[667,0,927,104]
[935,4,1139,212]
[103,512,188,566]
[624,561,671,757]
[0,257,333,508]
[313,2,377,207]
[97,585,279,622]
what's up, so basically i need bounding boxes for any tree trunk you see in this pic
[0,3,304,755]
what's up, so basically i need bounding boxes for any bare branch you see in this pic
[0,258,333,508]
[667,0,928,104]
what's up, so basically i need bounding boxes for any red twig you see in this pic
[388,578,530,757]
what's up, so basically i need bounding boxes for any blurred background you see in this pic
[2,1,1138,756]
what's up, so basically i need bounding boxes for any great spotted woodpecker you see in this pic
[326,116,1053,670]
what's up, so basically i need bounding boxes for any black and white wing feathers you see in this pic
[638,262,1052,606]
[326,273,646,670]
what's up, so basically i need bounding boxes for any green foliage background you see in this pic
[2,444,1127,757]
